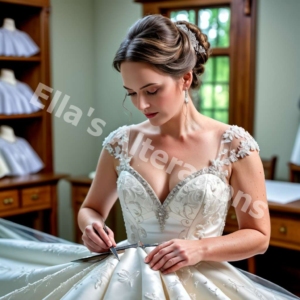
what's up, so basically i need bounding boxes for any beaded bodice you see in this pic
[102,124,260,244]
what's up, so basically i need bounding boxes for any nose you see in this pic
[136,94,150,111]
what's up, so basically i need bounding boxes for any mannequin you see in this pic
[0,69,17,86]
[0,125,17,143]
[2,18,16,32]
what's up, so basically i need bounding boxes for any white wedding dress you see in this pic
[0,124,299,300]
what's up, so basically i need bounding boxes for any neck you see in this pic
[3,18,16,31]
[0,126,16,143]
[158,100,207,140]
[0,69,17,85]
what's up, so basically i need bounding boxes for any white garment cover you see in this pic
[0,137,44,176]
[0,124,299,300]
[0,152,10,178]
[0,27,40,57]
[0,79,42,115]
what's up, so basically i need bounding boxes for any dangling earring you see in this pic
[184,90,189,104]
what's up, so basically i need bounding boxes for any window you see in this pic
[134,0,257,134]
[171,8,230,123]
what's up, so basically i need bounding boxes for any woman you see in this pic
[0,14,298,300]
[76,14,298,299]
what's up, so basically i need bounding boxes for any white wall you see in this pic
[94,0,143,143]
[254,0,300,180]
[50,0,98,240]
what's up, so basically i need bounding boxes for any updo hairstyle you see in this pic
[113,14,212,90]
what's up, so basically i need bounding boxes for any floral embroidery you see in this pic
[144,292,160,300]
[224,278,269,300]
[168,278,181,291]
[117,269,140,287]
[92,260,115,289]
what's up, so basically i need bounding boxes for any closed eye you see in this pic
[127,90,158,97]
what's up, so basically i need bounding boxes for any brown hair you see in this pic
[113,14,212,90]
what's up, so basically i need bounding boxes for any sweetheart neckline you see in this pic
[121,163,227,207]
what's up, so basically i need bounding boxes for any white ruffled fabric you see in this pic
[0,79,42,115]
[0,137,44,176]
[0,152,10,178]
[0,28,40,57]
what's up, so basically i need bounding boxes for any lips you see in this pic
[145,113,157,118]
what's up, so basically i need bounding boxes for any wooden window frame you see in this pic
[134,0,257,135]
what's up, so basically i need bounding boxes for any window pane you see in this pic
[170,10,196,24]
[198,8,230,48]
[196,56,230,123]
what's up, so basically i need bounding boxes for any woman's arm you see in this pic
[77,147,119,252]
[145,146,270,274]
[196,148,270,261]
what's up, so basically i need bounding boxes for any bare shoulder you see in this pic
[201,115,231,139]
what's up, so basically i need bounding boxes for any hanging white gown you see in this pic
[0,136,44,176]
[0,124,299,300]
[0,27,40,57]
[0,79,42,115]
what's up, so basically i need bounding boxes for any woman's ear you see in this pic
[182,71,193,90]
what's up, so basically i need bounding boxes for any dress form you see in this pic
[0,125,17,143]
[2,18,16,32]
[0,69,17,86]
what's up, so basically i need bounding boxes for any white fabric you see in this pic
[0,153,10,178]
[0,79,41,115]
[0,124,299,299]
[0,27,40,57]
[0,136,44,176]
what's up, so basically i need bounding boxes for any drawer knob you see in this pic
[279,226,287,234]
[31,194,40,201]
[3,197,14,205]
[230,213,237,220]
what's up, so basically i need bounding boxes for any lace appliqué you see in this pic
[117,269,140,287]
[102,125,133,174]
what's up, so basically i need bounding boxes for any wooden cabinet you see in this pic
[289,162,300,183]
[67,176,126,244]
[0,0,67,235]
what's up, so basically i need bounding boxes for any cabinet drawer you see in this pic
[21,185,51,207]
[73,186,90,204]
[271,216,300,245]
[0,190,19,212]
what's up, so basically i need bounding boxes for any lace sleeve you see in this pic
[102,125,129,160]
[223,125,260,165]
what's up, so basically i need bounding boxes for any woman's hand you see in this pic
[144,239,203,275]
[81,221,117,253]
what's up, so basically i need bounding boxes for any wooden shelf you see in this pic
[0,111,43,119]
[0,173,69,189]
[0,0,49,7]
[0,0,62,236]
[0,56,41,62]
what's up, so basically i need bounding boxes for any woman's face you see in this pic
[120,61,184,125]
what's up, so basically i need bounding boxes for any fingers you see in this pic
[105,225,117,247]
[144,240,190,275]
[161,260,186,275]
[145,241,172,263]
[82,222,116,252]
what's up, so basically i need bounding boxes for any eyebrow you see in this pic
[123,83,158,90]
